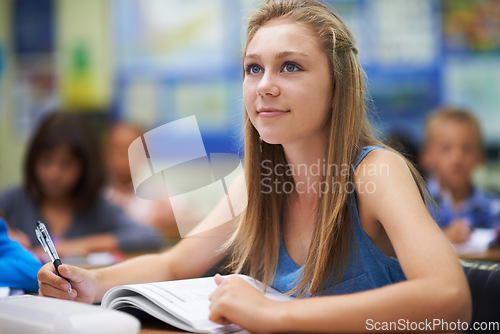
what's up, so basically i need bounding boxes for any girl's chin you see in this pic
[256,127,293,146]
[259,136,285,146]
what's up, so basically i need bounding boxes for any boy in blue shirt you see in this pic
[0,217,42,292]
[421,107,500,244]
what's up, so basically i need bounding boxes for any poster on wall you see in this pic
[14,57,58,137]
[442,0,500,54]
[114,0,233,72]
[366,0,438,66]
[444,57,500,143]
[13,0,57,137]
[113,0,246,148]
[443,0,500,144]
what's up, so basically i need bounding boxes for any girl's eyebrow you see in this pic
[275,51,309,59]
[244,51,309,61]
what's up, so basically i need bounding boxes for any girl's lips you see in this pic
[257,108,290,118]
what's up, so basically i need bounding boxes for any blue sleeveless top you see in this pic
[271,146,406,296]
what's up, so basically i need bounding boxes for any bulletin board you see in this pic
[441,0,500,146]
[11,0,57,137]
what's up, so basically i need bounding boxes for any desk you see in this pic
[459,246,500,262]
[140,329,184,334]
[136,315,186,333]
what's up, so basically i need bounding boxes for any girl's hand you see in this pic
[37,262,97,304]
[208,274,284,333]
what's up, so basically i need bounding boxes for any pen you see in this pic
[35,221,72,293]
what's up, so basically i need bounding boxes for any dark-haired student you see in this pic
[0,112,163,258]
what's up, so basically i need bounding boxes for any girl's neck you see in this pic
[282,135,327,204]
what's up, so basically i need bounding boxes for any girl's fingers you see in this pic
[208,284,221,301]
[37,264,69,289]
[38,281,77,300]
[208,301,233,326]
[209,275,228,301]
[214,274,224,285]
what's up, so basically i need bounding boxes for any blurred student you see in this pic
[0,217,41,292]
[421,107,500,244]
[0,112,163,257]
[104,123,182,240]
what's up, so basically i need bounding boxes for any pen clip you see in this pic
[35,227,49,253]
[35,221,59,262]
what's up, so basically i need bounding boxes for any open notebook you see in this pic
[101,275,292,333]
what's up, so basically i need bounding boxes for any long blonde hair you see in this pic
[226,0,428,297]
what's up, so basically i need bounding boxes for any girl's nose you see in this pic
[256,73,280,97]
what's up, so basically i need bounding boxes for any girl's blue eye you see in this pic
[283,63,299,72]
[247,64,262,75]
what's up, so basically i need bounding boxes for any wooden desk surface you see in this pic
[140,329,184,334]
[136,315,187,333]
[459,246,500,262]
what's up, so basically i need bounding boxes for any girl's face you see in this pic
[243,20,332,146]
[35,144,83,200]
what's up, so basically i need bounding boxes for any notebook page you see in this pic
[102,275,290,332]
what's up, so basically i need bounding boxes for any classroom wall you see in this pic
[0,0,25,190]
[1,0,499,192]
[58,0,112,109]
[0,0,111,189]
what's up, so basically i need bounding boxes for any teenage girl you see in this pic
[38,1,470,332]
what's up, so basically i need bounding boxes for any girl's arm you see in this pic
[37,220,234,303]
[209,150,471,333]
[38,173,246,303]
[91,217,235,301]
[38,209,237,303]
